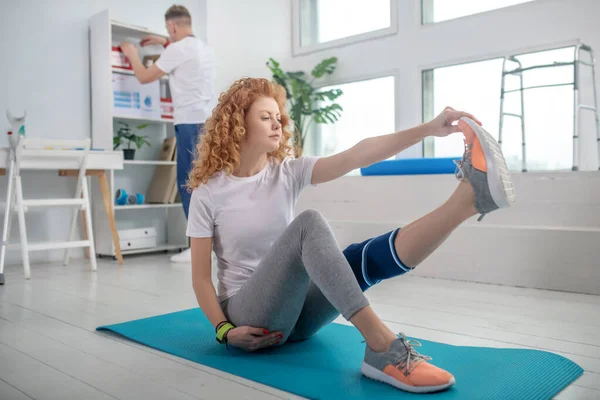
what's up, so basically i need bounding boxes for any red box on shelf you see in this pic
[111,46,131,70]
[160,97,174,119]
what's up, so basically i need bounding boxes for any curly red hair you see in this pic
[187,77,293,189]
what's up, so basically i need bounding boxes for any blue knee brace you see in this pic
[343,228,411,291]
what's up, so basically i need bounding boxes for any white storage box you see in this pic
[112,73,161,120]
[120,237,157,251]
[111,46,131,70]
[118,227,157,250]
[160,97,174,119]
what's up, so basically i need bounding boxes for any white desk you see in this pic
[0,147,125,264]
[0,148,123,170]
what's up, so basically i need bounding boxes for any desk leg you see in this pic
[59,169,123,264]
[81,196,90,259]
[98,172,123,264]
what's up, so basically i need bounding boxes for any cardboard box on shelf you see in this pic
[112,73,161,120]
[146,137,178,204]
[168,170,179,203]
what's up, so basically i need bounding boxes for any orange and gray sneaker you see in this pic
[361,333,455,393]
[455,117,516,221]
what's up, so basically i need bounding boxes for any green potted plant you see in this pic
[266,56,343,157]
[113,122,151,160]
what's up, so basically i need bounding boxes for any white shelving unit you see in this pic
[113,114,173,124]
[89,10,188,258]
[123,160,177,166]
[114,204,182,211]
[112,67,169,81]
[121,244,184,256]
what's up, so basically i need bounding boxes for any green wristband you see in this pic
[216,322,235,343]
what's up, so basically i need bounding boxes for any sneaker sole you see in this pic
[170,252,192,264]
[460,117,516,208]
[360,362,456,394]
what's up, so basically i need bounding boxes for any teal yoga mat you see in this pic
[97,309,582,399]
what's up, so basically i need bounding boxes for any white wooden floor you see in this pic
[0,255,598,400]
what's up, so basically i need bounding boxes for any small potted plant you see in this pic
[113,122,151,160]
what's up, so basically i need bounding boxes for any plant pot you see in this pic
[123,149,136,160]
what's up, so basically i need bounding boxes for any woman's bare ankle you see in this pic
[349,306,398,352]
[366,330,398,353]
[448,181,478,218]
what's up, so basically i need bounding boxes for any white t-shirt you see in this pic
[186,156,320,302]
[155,36,215,125]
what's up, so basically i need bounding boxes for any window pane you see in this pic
[300,0,391,46]
[423,47,574,172]
[422,0,536,23]
[307,76,395,173]
[426,58,504,160]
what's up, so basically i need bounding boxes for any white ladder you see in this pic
[498,43,600,172]
[0,138,97,284]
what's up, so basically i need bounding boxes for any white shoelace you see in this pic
[395,332,432,376]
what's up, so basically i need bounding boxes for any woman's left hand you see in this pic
[428,106,482,137]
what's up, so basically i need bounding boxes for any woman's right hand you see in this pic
[226,326,283,352]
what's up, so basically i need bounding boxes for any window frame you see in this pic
[291,0,399,56]
[420,39,580,161]
[306,70,400,159]
[421,0,541,25]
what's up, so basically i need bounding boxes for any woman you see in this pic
[186,78,515,394]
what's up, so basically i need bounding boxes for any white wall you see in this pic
[284,0,600,169]
[284,0,600,293]
[205,0,292,96]
[0,0,206,267]
[2,0,598,294]
[297,172,600,295]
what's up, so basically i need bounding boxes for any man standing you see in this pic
[120,5,215,263]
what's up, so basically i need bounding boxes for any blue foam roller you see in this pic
[360,157,458,176]
[136,193,145,205]
[127,194,137,205]
[115,189,128,205]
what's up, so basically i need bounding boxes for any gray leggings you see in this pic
[221,210,370,343]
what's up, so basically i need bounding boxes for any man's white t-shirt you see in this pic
[155,36,215,125]
[186,156,319,302]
